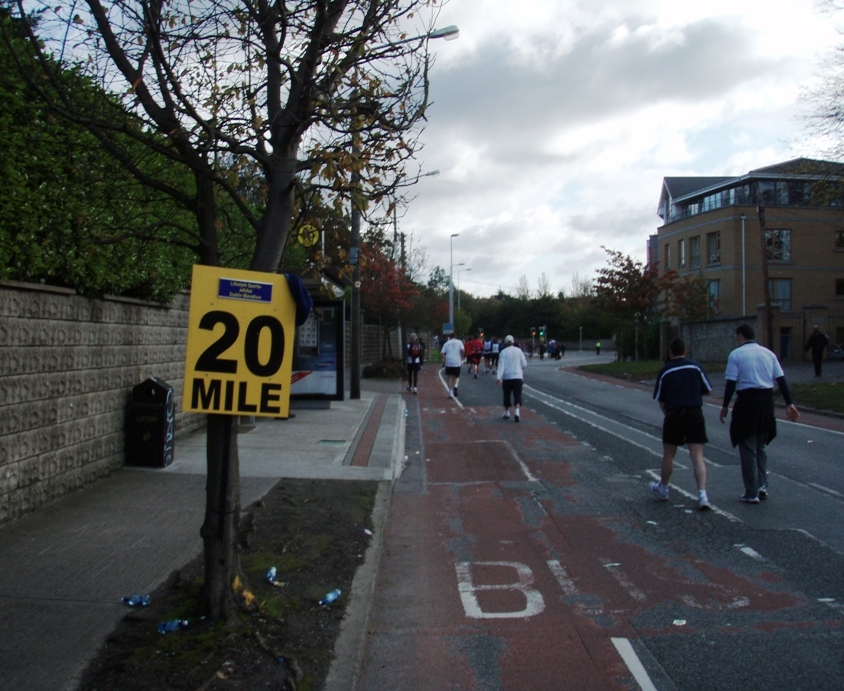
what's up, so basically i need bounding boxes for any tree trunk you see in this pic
[251,147,298,272]
[200,414,243,621]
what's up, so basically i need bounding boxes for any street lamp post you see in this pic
[579,326,583,352]
[349,29,457,398]
[449,233,459,329]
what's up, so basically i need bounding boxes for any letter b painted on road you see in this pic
[455,561,545,619]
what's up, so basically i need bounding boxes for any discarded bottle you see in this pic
[318,589,341,606]
[266,566,277,584]
[121,594,150,607]
[157,619,188,634]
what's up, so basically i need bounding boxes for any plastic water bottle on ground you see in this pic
[267,566,277,584]
[121,594,150,607]
[318,589,341,606]
[157,619,188,634]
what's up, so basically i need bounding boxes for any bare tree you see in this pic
[536,272,552,298]
[517,274,532,299]
[6,0,449,621]
[569,272,593,298]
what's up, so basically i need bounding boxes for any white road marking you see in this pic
[526,384,726,467]
[809,482,844,499]
[455,561,545,619]
[546,559,578,596]
[611,638,658,691]
[644,470,740,523]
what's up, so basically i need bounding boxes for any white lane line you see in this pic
[809,482,844,499]
[524,385,662,459]
[470,440,539,483]
[438,368,464,408]
[644,470,740,523]
[526,384,725,467]
[546,559,578,596]
[611,638,658,691]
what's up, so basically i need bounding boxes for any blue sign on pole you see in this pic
[443,322,454,334]
[218,278,273,303]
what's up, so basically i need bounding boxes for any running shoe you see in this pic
[501,411,510,419]
[739,494,760,504]
[758,485,768,500]
[649,481,669,501]
[514,410,520,422]
[453,386,458,397]
[698,497,712,511]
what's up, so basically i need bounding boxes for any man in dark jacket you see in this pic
[650,338,713,510]
[805,325,829,377]
[720,324,800,503]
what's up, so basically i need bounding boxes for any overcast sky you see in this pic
[393,0,841,300]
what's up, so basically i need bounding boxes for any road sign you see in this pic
[443,322,454,334]
[183,265,296,418]
[298,224,319,247]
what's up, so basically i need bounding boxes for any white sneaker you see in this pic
[649,481,669,501]
[412,387,418,394]
[514,410,520,422]
[698,493,712,511]
[501,411,510,419]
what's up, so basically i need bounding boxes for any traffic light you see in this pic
[539,326,545,338]
[531,326,537,337]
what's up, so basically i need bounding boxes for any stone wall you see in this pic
[679,315,759,362]
[0,282,204,525]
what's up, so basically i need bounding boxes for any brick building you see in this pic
[653,158,844,358]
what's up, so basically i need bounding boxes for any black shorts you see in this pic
[663,407,708,446]
[445,366,462,377]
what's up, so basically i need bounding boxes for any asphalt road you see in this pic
[356,355,844,690]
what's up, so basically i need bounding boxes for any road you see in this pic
[356,354,844,690]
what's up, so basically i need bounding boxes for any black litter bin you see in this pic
[126,377,175,467]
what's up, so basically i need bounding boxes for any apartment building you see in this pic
[654,158,844,358]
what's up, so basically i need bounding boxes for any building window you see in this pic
[690,236,700,268]
[768,278,792,311]
[836,279,844,297]
[664,243,670,270]
[706,231,720,264]
[706,279,720,310]
[835,231,844,250]
[765,229,791,261]
[678,239,686,267]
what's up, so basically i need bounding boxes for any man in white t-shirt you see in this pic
[440,332,465,398]
[496,335,527,421]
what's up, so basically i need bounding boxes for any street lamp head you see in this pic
[451,233,459,239]
[429,25,460,41]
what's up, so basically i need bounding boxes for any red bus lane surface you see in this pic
[356,366,804,690]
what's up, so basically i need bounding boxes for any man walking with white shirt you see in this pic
[719,324,800,503]
[496,335,527,422]
[440,332,465,398]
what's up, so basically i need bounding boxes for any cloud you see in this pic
[394,0,839,298]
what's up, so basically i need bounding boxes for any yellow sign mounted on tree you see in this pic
[183,265,296,418]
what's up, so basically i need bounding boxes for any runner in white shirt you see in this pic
[440,333,465,398]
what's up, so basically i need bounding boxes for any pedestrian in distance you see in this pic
[719,324,800,504]
[482,335,493,373]
[805,325,829,377]
[466,333,484,378]
[440,332,465,398]
[596,341,601,355]
[496,335,527,422]
[649,338,713,510]
[405,333,425,394]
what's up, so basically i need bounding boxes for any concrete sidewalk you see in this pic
[0,377,406,691]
